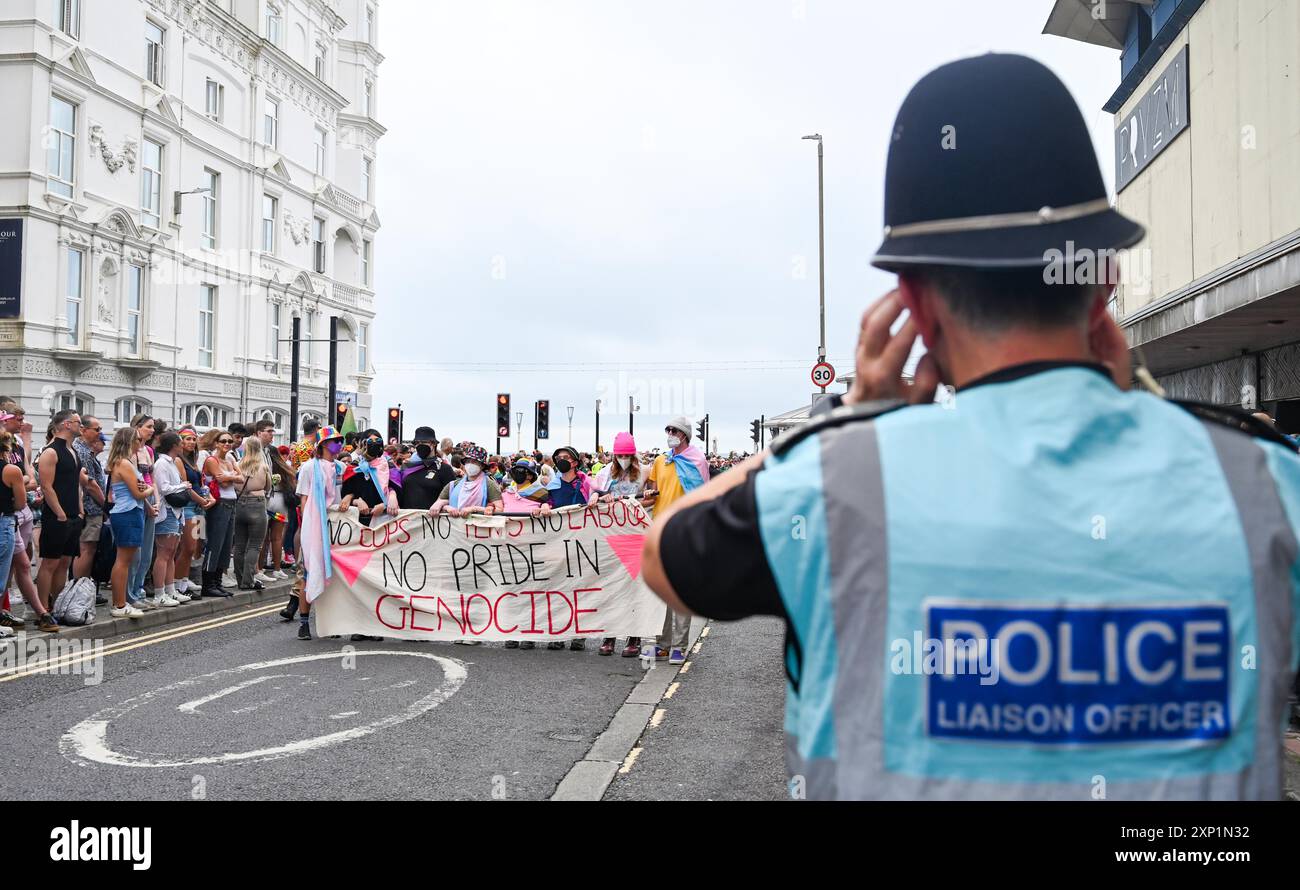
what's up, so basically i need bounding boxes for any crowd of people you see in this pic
[0,397,716,665]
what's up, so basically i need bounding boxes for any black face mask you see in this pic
[555,458,572,474]
[365,441,383,459]
[416,443,432,459]
[510,467,530,484]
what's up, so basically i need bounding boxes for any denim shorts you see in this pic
[109,507,145,548]
[184,503,201,522]
[155,511,181,536]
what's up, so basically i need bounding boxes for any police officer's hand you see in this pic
[842,290,940,407]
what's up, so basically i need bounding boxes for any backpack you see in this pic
[93,522,117,586]
[52,577,97,626]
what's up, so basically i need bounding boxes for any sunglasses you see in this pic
[218,438,234,444]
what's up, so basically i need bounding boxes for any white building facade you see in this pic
[0,0,384,438]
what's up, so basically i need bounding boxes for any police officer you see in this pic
[641,54,1300,800]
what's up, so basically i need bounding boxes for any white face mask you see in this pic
[617,457,631,469]
[464,463,482,478]
[666,436,681,449]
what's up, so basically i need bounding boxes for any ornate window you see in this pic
[116,398,149,425]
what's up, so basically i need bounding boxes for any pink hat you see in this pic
[613,432,637,455]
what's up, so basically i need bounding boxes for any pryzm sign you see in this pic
[0,219,21,318]
[1116,45,1189,193]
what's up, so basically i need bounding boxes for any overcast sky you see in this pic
[370,0,1121,454]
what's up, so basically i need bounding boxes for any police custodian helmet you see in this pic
[871,53,1145,271]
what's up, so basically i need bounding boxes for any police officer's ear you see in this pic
[896,272,942,350]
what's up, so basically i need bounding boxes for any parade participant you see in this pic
[397,426,455,510]
[293,426,344,641]
[174,426,214,598]
[34,409,86,616]
[428,443,502,517]
[231,436,271,591]
[0,434,29,629]
[541,445,591,650]
[289,417,321,471]
[588,433,651,656]
[499,457,548,514]
[200,430,243,598]
[105,427,155,620]
[340,431,400,527]
[149,432,189,606]
[639,54,1300,800]
[644,417,709,664]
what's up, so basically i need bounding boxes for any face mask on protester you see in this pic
[555,458,572,474]
[667,435,681,449]
[617,457,631,469]
[365,439,384,459]
[324,440,343,457]
[416,443,432,459]
[464,462,482,478]
[511,467,530,484]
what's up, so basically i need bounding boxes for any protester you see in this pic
[231,436,270,591]
[34,409,85,618]
[341,431,399,527]
[149,432,189,607]
[105,427,154,619]
[174,426,214,598]
[201,429,242,598]
[588,432,651,656]
[540,446,591,651]
[644,417,709,664]
[294,426,344,641]
[397,426,455,510]
[428,443,501,517]
[499,457,548,514]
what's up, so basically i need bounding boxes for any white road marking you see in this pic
[60,651,467,768]
[329,711,360,720]
[177,675,290,714]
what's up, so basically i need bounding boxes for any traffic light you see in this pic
[496,393,511,438]
[335,402,349,428]
[751,419,761,447]
[536,400,550,439]
[696,418,707,440]
[387,407,401,443]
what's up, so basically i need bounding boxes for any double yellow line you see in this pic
[0,600,287,683]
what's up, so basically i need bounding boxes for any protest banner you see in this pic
[311,499,667,641]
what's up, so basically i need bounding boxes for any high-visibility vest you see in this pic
[758,365,1300,800]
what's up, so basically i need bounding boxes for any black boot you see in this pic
[279,593,299,622]
[203,572,231,598]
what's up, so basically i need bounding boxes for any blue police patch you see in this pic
[925,602,1231,744]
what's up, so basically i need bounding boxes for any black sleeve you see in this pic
[341,473,379,506]
[658,467,785,621]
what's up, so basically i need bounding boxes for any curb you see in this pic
[551,618,706,801]
[34,581,295,642]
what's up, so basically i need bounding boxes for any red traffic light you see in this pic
[389,409,399,419]
[498,394,509,405]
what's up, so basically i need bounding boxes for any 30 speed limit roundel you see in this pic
[811,361,835,389]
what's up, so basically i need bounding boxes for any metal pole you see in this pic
[289,315,301,442]
[327,315,338,427]
[533,401,538,452]
[816,139,826,361]
[628,395,633,436]
[594,399,600,453]
[516,410,522,450]
[567,405,574,445]
[760,414,765,450]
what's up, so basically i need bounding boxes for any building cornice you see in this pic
[336,38,384,66]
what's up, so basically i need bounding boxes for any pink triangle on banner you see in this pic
[606,535,645,580]
[330,547,376,586]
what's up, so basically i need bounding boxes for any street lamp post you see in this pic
[515,410,523,450]
[595,399,601,454]
[802,134,826,361]
[567,405,574,445]
[628,396,634,435]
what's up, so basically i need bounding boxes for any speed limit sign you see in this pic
[811,361,835,390]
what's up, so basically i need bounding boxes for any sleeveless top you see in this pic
[110,463,145,515]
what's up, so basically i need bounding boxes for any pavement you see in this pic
[0,597,789,800]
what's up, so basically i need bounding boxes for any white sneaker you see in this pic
[254,571,274,584]
[135,598,157,611]
[0,625,13,638]
[171,591,192,603]
[272,569,289,580]
[111,605,145,619]
[174,578,191,594]
[159,594,182,607]
[222,572,237,587]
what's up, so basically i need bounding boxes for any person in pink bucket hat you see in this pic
[588,432,654,656]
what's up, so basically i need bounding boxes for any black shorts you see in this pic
[39,515,83,559]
